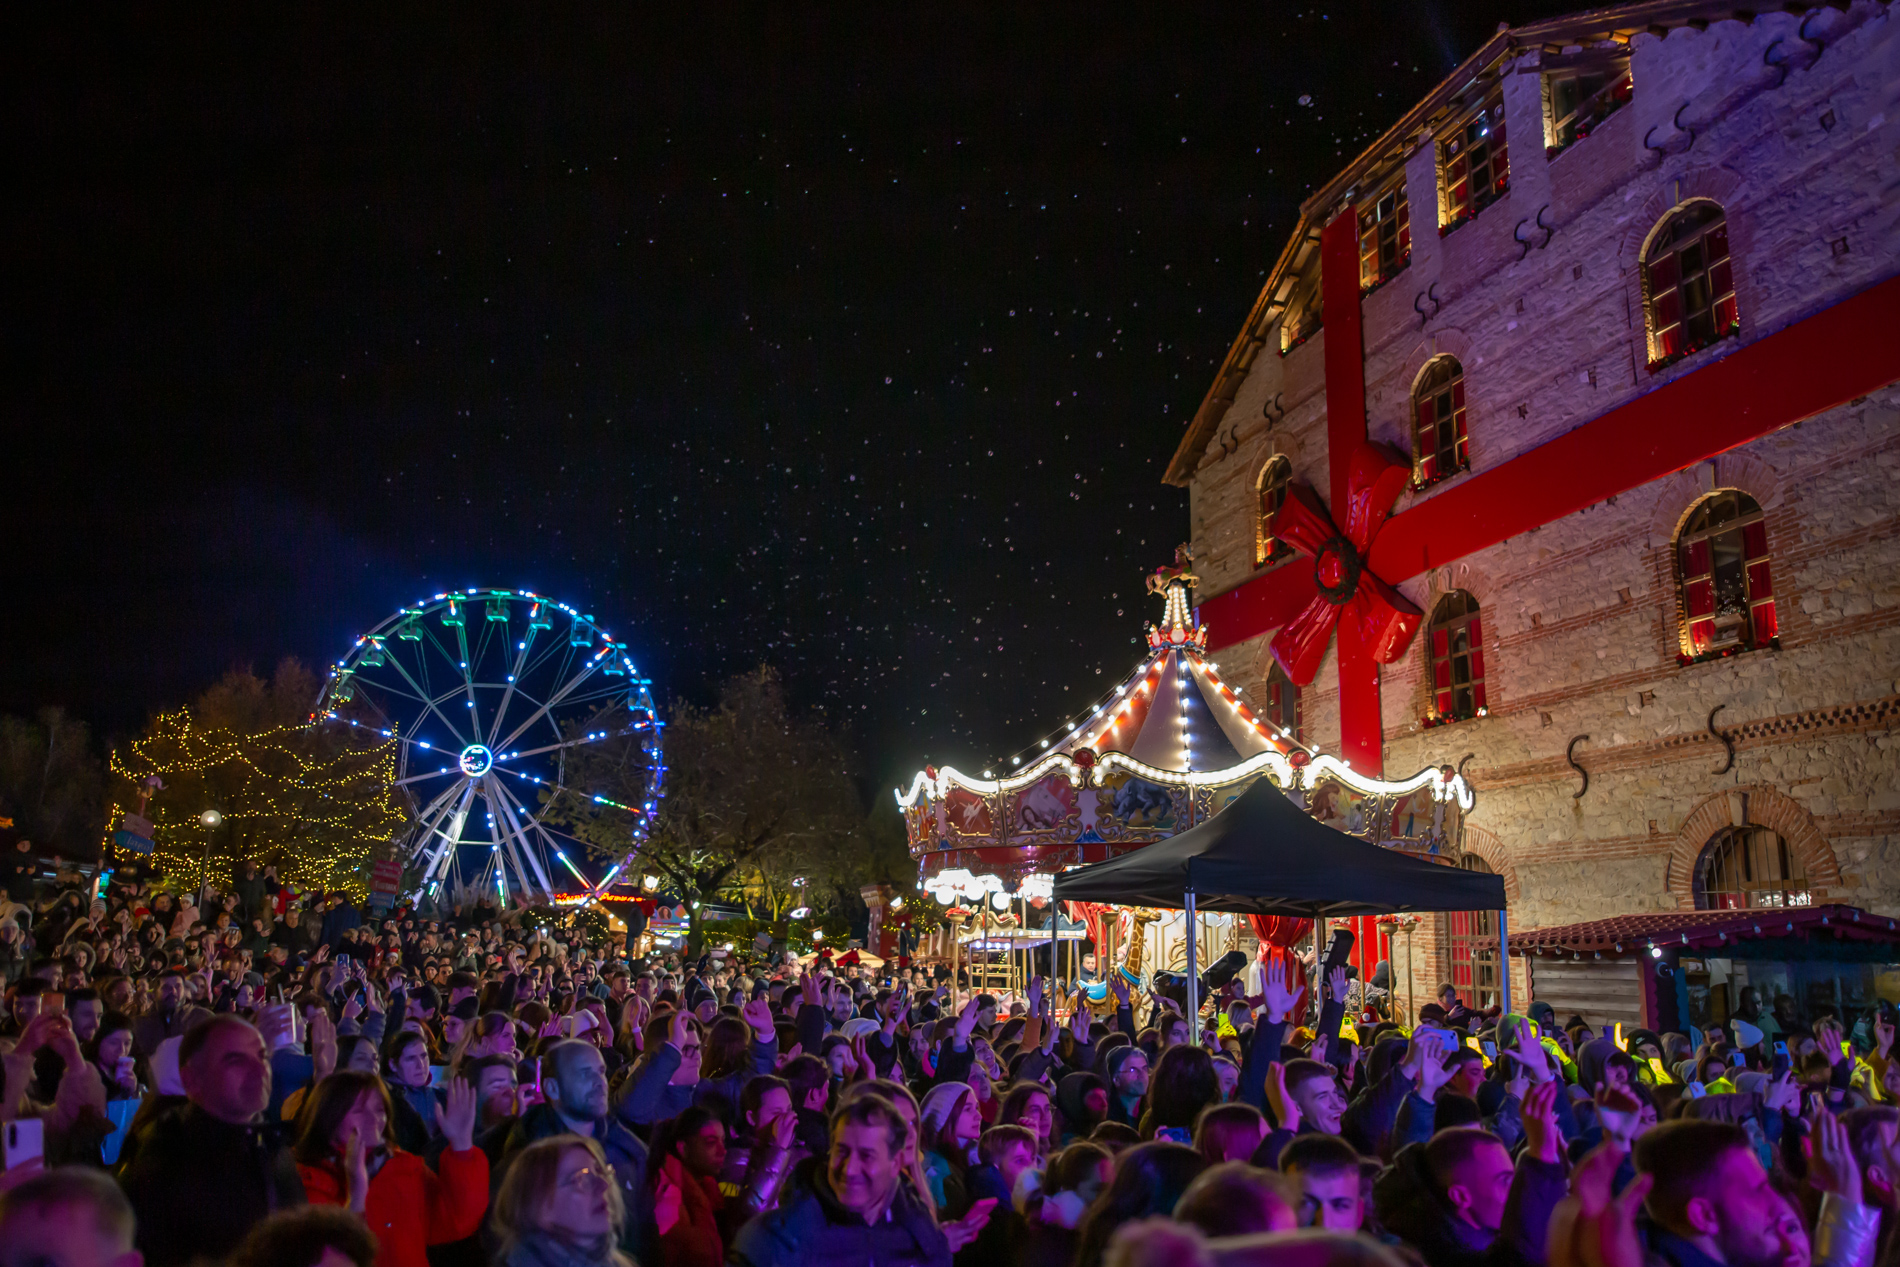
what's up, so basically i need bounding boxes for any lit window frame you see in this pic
[1263,660,1302,742]
[1695,825,1811,911]
[1411,357,1469,489]
[1542,52,1632,156]
[1675,490,1776,659]
[1255,456,1294,568]
[1427,591,1486,723]
[1357,175,1412,292]
[1643,201,1739,370]
[1438,88,1510,233]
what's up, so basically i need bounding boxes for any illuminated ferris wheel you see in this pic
[314,587,664,909]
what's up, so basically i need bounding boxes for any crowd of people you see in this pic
[4,841,1900,1267]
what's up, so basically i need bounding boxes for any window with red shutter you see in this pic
[1644,201,1739,370]
[1675,491,1775,659]
[1427,591,1487,721]
[1264,662,1302,742]
[1412,357,1469,488]
[1256,457,1294,568]
[1439,90,1508,227]
[1357,176,1411,289]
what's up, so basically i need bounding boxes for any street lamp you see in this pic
[197,809,223,907]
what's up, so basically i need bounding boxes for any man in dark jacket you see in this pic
[131,969,210,1059]
[316,892,362,951]
[119,1013,304,1267]
[1372,1080,1568,1267]
[500,1038,655,1263]
[731,1094,954,1267]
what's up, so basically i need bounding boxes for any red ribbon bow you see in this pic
[1270,442,1424,685]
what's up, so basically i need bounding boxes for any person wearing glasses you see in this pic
[490,1134,633,1267]
[499,1038,654,1264]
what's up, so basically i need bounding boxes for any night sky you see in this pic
[6,2,1577,800]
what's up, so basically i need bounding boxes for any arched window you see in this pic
[1643,201,1738,367]
[1255,457,1293,568]
[1696,826,1811,910]
[1427,591,1486,721]
[1676,490,1775,657]
[1443,854,1499,1010]
[1412,357,1469,487]
[1263,661,1301,741]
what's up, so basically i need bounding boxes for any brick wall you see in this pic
[1183,4,1900,940]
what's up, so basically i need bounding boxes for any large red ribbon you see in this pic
[1269,441,1423,687]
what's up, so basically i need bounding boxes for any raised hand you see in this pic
[1264,1060,1301,1133]
[1521,1080,1563,1164]
[1261,956,1301,1024]
[1327,966,1350,1005]
[1070,991,1092,1043]
[741,997,775,1040]
[943,1198,998,1251]
[1808,1097,1863,1199]
[956,995,981,1042]
[310,1009,339,1080]
[1108,972,1130,1007]
[1028,975,1045,1014]
[344,1125,370,1213]
[1817,1019,1846,1067]
[1594,1086,1642,1148]
[769,1104,797,1149]
[437,1077,479,1152]
[668,1008,694,1053]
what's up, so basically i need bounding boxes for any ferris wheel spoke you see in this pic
[485,624,541,750]
[485,775,558,898]
[383,652,473,750]
[415,779,478,890]
[493,652,608,754]
[493,731,624,764]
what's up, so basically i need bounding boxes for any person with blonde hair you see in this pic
[490,1134,634,1267]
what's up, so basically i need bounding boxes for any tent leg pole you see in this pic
[1185,889,1198,1042]
[1499,908,1512,1015]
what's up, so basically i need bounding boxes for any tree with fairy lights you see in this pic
[108,660,406,901]
[548,666,872,955]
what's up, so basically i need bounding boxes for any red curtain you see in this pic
[1065,902,1111,948]
[1250,915,1312,950]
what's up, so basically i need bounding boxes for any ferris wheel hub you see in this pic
[458,744,495,777]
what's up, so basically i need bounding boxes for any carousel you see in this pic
[895,549,1477,1011]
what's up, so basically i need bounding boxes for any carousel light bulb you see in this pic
[990,891,1010,911]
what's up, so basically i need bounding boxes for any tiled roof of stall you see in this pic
[1483,904,1900,955]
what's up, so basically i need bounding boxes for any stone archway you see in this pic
[1665,785,1840,911]
[1458,824,1521,904]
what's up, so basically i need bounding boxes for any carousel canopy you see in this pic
[1050,776,1506,917]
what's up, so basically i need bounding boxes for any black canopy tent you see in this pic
[1050,777,1510,1022]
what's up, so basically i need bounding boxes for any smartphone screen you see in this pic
[1648,1056,1671,1083]
[1729,1051,1746,1067]
[4,1119,45,1171]
[1482,1040,1498,1059]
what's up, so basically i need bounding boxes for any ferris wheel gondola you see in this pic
[315,588,664,910]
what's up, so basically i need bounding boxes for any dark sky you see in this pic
[5,2,1575,800]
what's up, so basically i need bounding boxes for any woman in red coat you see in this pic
[293,1069,489,1267]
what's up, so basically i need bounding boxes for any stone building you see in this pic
[1165,0,1900,1016]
